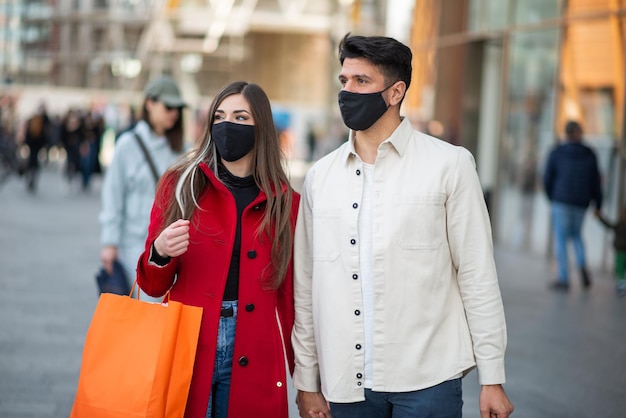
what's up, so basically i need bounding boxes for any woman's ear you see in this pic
[145,98,158,114]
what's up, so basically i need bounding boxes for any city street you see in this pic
[0,163,625,418]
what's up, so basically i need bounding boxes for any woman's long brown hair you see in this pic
[158,81,294,288]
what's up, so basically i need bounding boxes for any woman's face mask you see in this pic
[211,121,255,162]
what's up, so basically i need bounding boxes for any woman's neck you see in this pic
[221,154,253,178]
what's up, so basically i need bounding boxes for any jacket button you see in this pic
[247,250,257,259]
[246,303,255,312]
[352,203,358,209]
[238,356,249,367]
[350,239,356,245]
[352,274,358,280]
[276,381,283,387]
[356,169,361,175]
[356,373,363,378]
[354,310,360,316]
[356,344,362,350]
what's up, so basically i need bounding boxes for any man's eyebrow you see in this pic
[338,73,372,80]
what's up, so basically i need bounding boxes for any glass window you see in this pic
[496,28,560,251]
[468,0,510,32]
[513,0,561,25]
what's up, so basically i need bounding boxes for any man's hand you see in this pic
[296,390,331,418]
[479,384,514,418]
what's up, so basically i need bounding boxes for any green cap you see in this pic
[144,76,186,108]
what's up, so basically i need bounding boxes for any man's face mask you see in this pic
[338,84,394,131]
[211,121,255,162]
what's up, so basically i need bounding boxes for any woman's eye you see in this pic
[214,114,223,120]
[235,115,248,121]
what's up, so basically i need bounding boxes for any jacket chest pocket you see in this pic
[394,193,446,250]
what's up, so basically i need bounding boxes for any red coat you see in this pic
[137,163,300,418]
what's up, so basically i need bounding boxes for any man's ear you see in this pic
[388,81,407,106]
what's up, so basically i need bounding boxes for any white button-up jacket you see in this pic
[292,118,507,403]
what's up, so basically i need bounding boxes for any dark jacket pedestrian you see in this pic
[543,121,602,290]
[60,109,85,185]
[23,104,51,192]
[543,135,602,210]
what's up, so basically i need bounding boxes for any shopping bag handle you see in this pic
[130,280,171,304]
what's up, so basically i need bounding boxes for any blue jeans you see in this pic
[206,301,237,418]
[329,379,463,418]
[551,202,587,282]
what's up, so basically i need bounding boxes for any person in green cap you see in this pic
[99,75,186,300]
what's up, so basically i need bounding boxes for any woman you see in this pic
[136,81,299,418]
[100,76,186,298]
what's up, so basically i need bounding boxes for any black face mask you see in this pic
[338,86,392,131]
[211,121,255,162]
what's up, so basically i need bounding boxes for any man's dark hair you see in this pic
[565,120,582,136]
[338,33,413,90]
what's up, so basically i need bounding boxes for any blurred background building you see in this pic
[405,0,626,272]
[1,0,625,270]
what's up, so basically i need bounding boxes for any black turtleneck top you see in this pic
[218,165,260,301]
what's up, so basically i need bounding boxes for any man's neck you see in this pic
[354,112,402,164]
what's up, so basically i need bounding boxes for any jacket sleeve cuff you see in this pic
[149,242,171,267]
[476,359,506,385]
[100,230,120,246]
[293,366,322,392]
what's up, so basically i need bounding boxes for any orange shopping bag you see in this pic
[70,291,202,418]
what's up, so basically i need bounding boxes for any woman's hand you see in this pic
[154,219,191,258]
[100,245,118,275]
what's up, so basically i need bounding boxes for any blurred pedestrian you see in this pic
[135,81,299,417]
[543,120,602,291]
[293,34,513,418]
[60,108,84,186]
[306,122,316,162]
[595,206,626,296]
[99,76,186,300]
[23,103,50,192]
[80,111,103,190]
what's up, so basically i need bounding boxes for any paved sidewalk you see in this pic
[0,165,624,418]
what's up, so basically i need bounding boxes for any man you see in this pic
[543,120,602,291]
[292,34,513,418]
